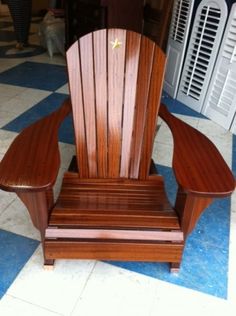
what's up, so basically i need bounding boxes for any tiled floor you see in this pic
[0,14,236,316]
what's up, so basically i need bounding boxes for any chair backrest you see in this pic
[66,28,166,180]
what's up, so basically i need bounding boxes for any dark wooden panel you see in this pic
[45,240,184,262]
[103,0,143,32]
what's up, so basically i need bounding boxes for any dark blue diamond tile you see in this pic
[0,229,39,298]
[3,92,74,144]
[0,61,67,91]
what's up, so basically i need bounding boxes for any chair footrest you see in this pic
[45,239,184,262]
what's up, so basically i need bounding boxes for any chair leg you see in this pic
[170,262,180,273]
[175,187,212,237]
[44,259,55,270]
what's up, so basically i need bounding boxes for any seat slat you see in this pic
[49,173,180,230]
[49,217,179,230]
[51,208,176,216]
[55,197,172,207]
[46,228,183,241]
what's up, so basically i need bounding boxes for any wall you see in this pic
[32,0,49,14]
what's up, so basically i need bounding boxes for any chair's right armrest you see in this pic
[159,103,235,198]
[0,98,72,193]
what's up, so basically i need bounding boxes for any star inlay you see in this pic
[110,38,122,49]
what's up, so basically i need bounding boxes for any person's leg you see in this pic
[7,0,32,49]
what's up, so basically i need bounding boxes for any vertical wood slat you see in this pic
[129,37,155,179]
[120,32,141,178]
[79,33,97,178]
[66,41,89,178]
[139,47,166,179]
[93,29,108,177]
[107,29,127,178]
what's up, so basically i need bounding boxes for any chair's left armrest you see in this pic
[0,98,72,193]
[158,103,235,198]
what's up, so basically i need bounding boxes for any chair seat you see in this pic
[48,173,181,231]
[45,173,184,263]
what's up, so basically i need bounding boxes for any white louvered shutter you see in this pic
[230,114,236,133]
[177,0,228,112]
[202,3,236,131]
[164,0,195,98]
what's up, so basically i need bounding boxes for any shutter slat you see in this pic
[177,0,228,112]
[202,3,236,132]
[164,0,194,98]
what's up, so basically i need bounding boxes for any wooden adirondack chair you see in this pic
[0,29,235,272]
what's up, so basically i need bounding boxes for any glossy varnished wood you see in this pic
[47,174,181,231]
[0,29,235,271]
[45,240,184,263]
[159,104,235,197]
[0,99,71,192]
[66,29,166,180]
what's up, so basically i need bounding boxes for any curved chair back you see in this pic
[67,29,166,179]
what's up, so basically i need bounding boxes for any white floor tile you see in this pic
[71,261,158,316]
[175,113,199,128]
[152,141,173,167]
[0,109,19,128]
[154,120,173,146]
[56,83,69,95]
[0,294,62,316]
[7,247,96,315]
[149,281,236,316]
[0,89,51,115]
[0,84,27,98]
[0,197,41,240]
[0,189,16,217]
[0,129,17,154]
[71,261,236,316]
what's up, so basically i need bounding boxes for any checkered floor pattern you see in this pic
[0,13,236,316]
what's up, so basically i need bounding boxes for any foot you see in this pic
[15,42,29,50]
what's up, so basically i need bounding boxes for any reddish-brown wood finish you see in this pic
[67,29,166,180]
[174,188,212,236]
[0,29,235,271]
[17,191,50,241]
[45,240,183,263]
[46,175,181,231]
[0,98,71,192]
[159,104,235,197]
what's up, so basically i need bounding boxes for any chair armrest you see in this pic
[159,104,235,198]
[0,98,72,192]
